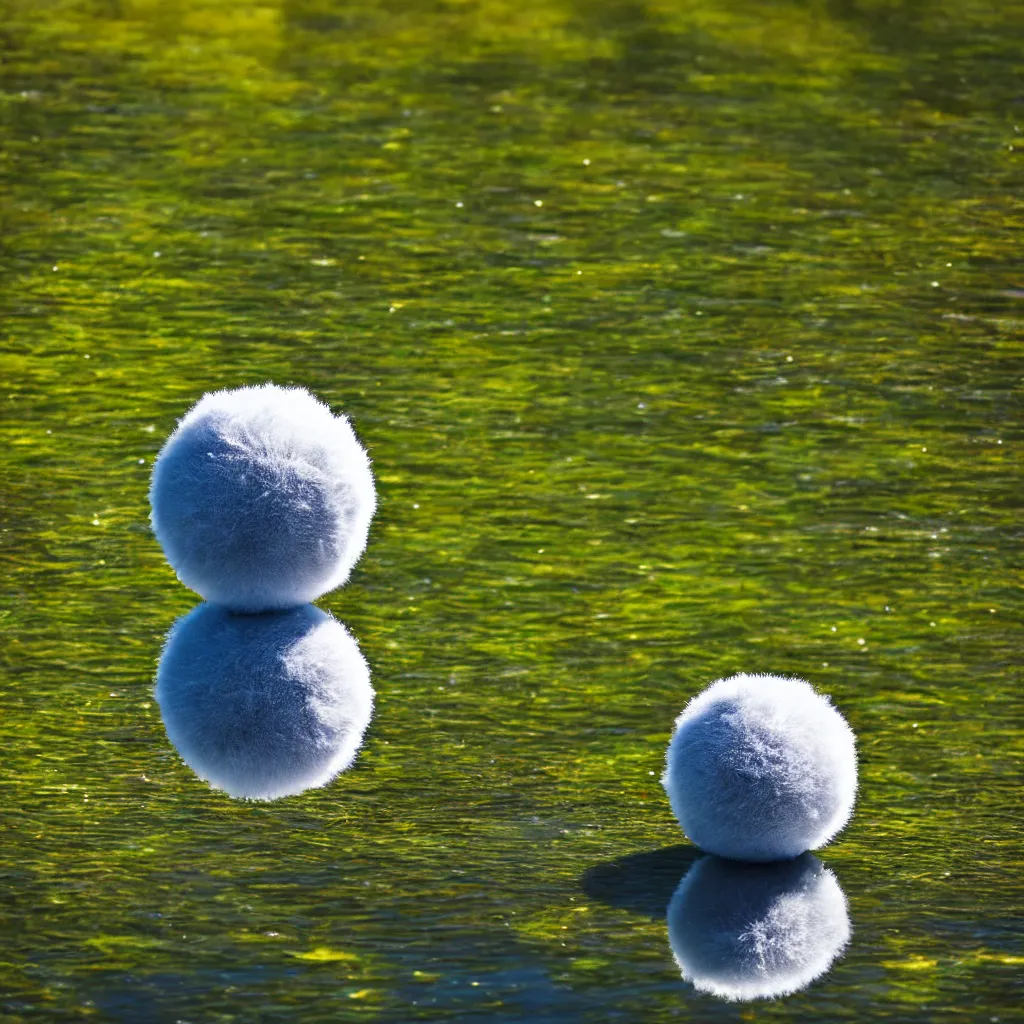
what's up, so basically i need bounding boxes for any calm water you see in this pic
[1,1,1021,1020]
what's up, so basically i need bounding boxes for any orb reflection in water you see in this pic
[667,853,851,1001]
[155,603,374,801]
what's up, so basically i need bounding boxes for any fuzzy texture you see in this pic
[155,603,374,801]
[150,384,376,611]
[662,673,857,861]
[667,853,851,1001]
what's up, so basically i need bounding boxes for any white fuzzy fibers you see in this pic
[667,853,851,1000]
[662,673,857,861]
[150,384,376,611]
[155,603,374,801]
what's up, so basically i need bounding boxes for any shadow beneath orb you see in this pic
[580,844,703,919]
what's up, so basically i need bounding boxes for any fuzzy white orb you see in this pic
[155,603,374,801]
[667,853,851,1001]
[150,384,376,611]
[662,673,857,862]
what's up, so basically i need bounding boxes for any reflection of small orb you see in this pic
[668,854,851,1001]
[155,603,374,801]
[662,673,857,861]
[150,384,376,611]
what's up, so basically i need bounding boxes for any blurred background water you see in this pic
[0,1,1021,1020]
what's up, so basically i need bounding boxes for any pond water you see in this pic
[1,1,1021,1021]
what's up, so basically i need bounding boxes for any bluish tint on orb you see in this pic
[668,853,851,1000]
[155,603,374,801]
[150,384,376,612]
[662,673,858,861]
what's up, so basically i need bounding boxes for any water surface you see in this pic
[1,1,1021,1020]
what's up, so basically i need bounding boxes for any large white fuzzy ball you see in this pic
[155,603,374,801]
[150,384,376,611]
[667,853,851,1000]
[662,673,857,862]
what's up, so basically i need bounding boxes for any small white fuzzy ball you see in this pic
[662,673,857,862]
[667,853,851,1000]
[150,384,376,611]
[155,603,374,801]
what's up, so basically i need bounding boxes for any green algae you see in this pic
[0,0,1021,1020]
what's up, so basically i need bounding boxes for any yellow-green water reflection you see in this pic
[1,0,1021,1020]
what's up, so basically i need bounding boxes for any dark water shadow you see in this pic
[580,844,702,919]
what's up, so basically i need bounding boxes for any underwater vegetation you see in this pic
[1,0,1020,1019]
